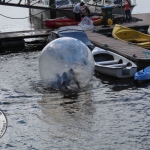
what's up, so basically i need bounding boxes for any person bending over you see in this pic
[73,2,85,22]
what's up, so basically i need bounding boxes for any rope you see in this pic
[0,0,73,19]
[0,10,48,19]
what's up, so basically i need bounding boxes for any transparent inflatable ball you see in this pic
[39,37,94,90]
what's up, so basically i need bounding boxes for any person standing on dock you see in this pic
[124,0,132,23]
[73,2,85,22]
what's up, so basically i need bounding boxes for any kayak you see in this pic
[134,66,150,81]
[44,16,102,28]
[112,24,150,49]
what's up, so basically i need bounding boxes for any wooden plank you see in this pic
[85,13,150,68]
[85,29,150,68]
[0,29,52,41]
[93,13,150,31]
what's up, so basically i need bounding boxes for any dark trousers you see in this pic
[125,10,132,22]
[74,13,81,22]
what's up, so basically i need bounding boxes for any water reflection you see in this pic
[36,73,150,150]
[38,89,96,140]
[94,71,137,91]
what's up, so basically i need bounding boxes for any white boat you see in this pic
[92,47,137,78]
[30,0,81,20]
[30,0,136,20]
[85,0,136,15]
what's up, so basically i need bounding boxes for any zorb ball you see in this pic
[38,37,94,90]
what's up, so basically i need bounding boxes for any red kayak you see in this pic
[44,16,102,28]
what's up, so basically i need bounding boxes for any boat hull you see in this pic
[92,47,137,78]
[95,65,137,78]
[30,0,136,20]
[44,17,77,28]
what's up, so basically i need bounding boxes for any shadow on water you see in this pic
[37,89,96,141]
[93,71,150,91]
[134,79,150,88]
[32,79,82,100]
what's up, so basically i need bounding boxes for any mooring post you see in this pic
[41,13,43,28]
[28,0,31,16]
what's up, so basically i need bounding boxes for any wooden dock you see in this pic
[85,13,150,70]
[0,13,150,69]
[0,29,52,53]
[0,29,52,41]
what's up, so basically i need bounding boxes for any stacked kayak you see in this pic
[112,24,150,49]
[44,16,102,28]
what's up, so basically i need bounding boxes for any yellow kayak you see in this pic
[112,24,150,49]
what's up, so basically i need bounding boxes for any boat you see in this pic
[44,16,102,28]
[30,0,78,19]
[92,47,137,78]
[44,17,78,28]
[112,24,150,49]
[30,0,136,20]
[47,25,95,50]
[134,66,150,82]
[85,0,136,15]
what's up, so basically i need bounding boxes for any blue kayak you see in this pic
[134,66,150,81]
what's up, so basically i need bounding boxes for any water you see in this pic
[0,1,150,150]
[0,2,31,32]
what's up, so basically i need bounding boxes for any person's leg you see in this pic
[126,10,131,22]
[74,13,78,22]
[74,13,81,22]
[77,13,81,22]
[128,9,132,22]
